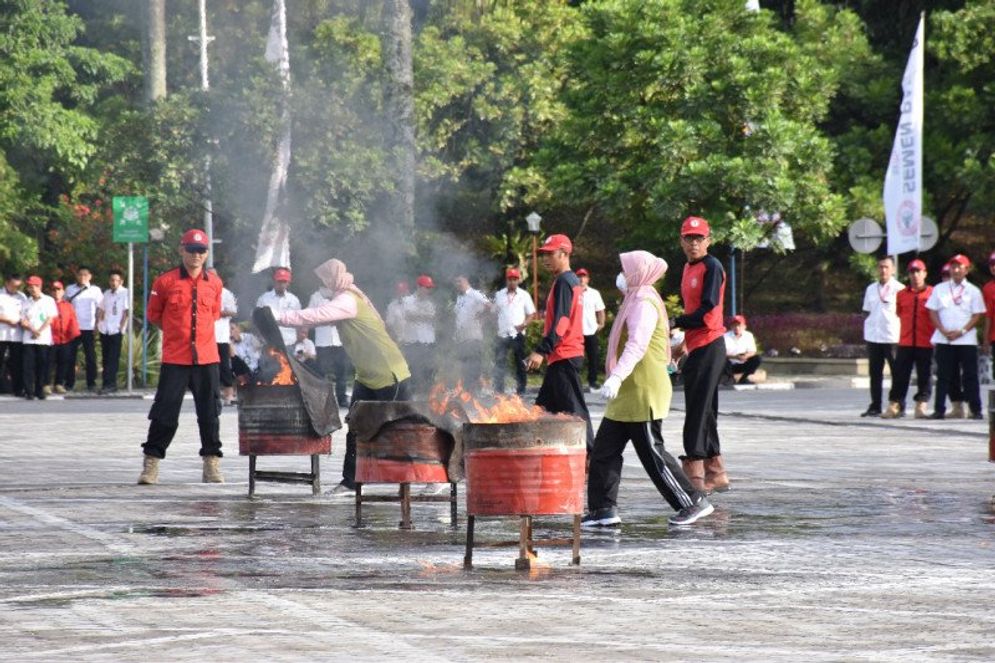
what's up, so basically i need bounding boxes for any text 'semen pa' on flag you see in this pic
[883,14,925,257]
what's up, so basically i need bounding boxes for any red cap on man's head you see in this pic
[681,216,710,237]
[273,267,292,282]
[575,268,589,277]
[52,280,65,289]
[505,267,521,280]
[731,314,747,326]
[538,234,572,254]
[395,281,410,297]
[26,275,43,287]
[948,254,971,268]
[180,229,209,249]
[416,275,434,289]
[907,259,926,272]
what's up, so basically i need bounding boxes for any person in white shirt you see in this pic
[577,268,607,391]
[19,276,58,400]
[0,274,27,396]
[309,287,353,407]
[860,256,904,416]
[385,281,409,342]
[215,285,238,405]
[96,269,129,393]
[230,321,262,377]
[492,267,536,395]
[453,274,492,391]
[723,314,762,384]
[926,253,986,419]
[65,265,102,391]
[401,274,437,394]
[255,267,301,347]
[291,327,318,372]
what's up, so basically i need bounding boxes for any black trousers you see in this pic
[217,343,233,388]
[100,332,123,389]
[21,344,49,398]
[681,336,726,459]
[68,330,97,389]
[933,344,982,415]
[456,339,484,392]
[866,341,895,409]
[588,418,700,512]
[142,363,223,458]
[49,342,75,387]
[727,355,762,383]
[403,342,435,395]
[317,346,353,406]
[583,334,601,388]
[536,356,594,450]
[342,378,411,488]
[0,340,24,395]
[493,334,527,394]
[890,346,932,407]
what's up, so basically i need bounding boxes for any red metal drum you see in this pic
[463,419,586,516]
[355,421,451,483]
[238,384,332,455]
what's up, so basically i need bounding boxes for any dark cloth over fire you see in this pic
[347,401,468,481]
[251,307,342,436]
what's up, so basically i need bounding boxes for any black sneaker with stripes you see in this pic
[668,496,714,526]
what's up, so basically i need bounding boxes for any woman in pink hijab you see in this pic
[582,250,713,529]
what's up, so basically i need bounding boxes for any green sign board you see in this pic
[112,196,149,243]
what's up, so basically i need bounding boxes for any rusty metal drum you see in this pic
[355,421,451,483]
[238,384,331,455]
[462,418,586,516]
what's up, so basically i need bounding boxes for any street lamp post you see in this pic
[526,211,542,309]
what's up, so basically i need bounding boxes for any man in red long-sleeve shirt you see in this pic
[138,229,225,485]
[48,281,80,394]
[673,216,729,494]
[883,259,934,419]
[526,234,594,449]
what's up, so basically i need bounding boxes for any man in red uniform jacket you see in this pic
[138,229,225,485]
[883,259,934,419]
[673,216,729,494]
[49,280,80,394]
[526,233,594,449]
[983,251,995,361]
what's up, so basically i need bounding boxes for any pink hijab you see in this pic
[314,258,382,322]
[605,250,669,375]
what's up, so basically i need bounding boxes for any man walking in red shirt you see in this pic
[526,234,594,449]
[674,216,729,493]
[883,259,934,419]
[983,251,995,364]
[138,229,225,485]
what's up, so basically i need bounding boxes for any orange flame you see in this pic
[258,347,296,385]
[429,381,552,423]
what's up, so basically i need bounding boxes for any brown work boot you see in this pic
[950,402,966,419]
[704,455,731,493]
[681,458,706,493]
[913,401,928,419]
[202,456,224,483]
[881,402,902,419]
[137,455,160,485]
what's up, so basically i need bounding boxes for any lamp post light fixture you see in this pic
[526,211,542,309]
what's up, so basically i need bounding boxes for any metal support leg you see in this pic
[572,514,581,565]
[449,482,458,528]
[310,454,321,495]
[355,482,363,527]
[399,482,413,530]
[464,515,475,569]
[248,455,257,497]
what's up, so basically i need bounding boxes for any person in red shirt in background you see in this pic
[48,281,80,394]
[883,259,934,419]
[138,229,224,485]
[982,251,995,366]
[673,216,729,494]
[526,233,594,450]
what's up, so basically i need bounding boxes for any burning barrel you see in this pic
[355,419,451,484]
[462,417,586,569]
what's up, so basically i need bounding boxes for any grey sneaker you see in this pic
[668,497,714,526]
[581,507,621,529]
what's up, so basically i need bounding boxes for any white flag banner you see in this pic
[883,14,924,257]
[252,0,293,273]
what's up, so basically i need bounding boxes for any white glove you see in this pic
[600,375,622,400]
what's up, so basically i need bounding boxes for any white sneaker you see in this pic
[419,483,449,496]
[326,482,356,497]
[588,385,600,394]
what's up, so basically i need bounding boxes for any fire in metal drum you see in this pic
[462,418,586,516]
[355,421,451,483]
[238,384,331,455]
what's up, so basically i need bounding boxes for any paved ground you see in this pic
[1,386,993,661]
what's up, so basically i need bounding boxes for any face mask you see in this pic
[616,272,628,294]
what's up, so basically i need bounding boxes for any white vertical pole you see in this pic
[197,0,215,268]
[127,242,134,393]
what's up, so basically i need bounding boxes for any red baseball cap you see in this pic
[680,216,710,237]
[395,281,410,297]
[26,275,43,287]
[505,267,521,280]
[907,259,926,272]
[416,275,434,289]
[575,268,589,277]
[948,254,971,268]
[273,267,292,282]
[52,280,65,289]
[730,314,746,325]
[180,228,209,249]
[538,234,572,254]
